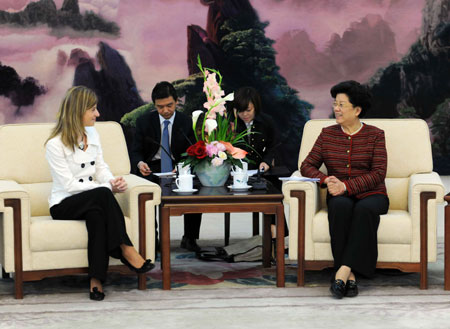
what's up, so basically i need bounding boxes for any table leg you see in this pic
[161,206,171,290]
[252,212,259,236]
[276,204,285,287]
[262,214,271,268]
[224,213,230,246]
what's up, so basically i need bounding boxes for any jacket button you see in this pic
[81,163,85,168]
[79,179,84,183]
[347,150,350,153]
[90,161,95,165]
[89,176,93,181]
[348,136,351,140]
[346,164,350,168]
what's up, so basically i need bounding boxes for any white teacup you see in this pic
[177,163,191,175]
[233,161,248,173]
[175,174,194,191]
[233,172,248,188]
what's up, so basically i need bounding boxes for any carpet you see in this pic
[1,240,450,329]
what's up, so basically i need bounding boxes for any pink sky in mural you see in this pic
[0,0,425,123]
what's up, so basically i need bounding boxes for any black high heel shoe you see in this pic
[120,257,155,274]
[90,287,105,301]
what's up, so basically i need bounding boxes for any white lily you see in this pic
[204,119,218,134]
[212,92,234,107]
[192,110,204,131]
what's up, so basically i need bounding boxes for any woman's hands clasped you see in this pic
[324,176,346,196]
[110,177,127,193]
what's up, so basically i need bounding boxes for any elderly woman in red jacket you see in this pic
[301,80,389,299]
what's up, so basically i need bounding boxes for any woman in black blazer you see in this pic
[232,87,288,240]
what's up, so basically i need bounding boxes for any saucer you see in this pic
[173,188,198,194]
[227,184,252,191]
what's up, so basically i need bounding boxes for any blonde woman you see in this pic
[45,86,154,301]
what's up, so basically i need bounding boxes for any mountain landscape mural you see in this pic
[0,0,448,173]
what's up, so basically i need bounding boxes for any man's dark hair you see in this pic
[330,80,372,118]
[151,81,177,103]
[233,86,262,115]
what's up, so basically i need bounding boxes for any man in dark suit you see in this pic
[130,81,202,252]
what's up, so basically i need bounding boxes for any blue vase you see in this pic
[194,161,231,187]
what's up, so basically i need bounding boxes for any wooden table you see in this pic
[158,178,285,290]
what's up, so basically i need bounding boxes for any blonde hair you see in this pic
[46,86,98,150]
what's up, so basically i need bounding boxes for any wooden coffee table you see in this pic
[158,178,286,290]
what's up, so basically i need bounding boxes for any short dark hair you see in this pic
[233,86,262,115]
[330,80,372,118]
[151,81,177,103]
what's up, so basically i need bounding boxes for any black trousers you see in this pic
[50,187,132,282]
[147,159,201,239]
[327,193,389,278]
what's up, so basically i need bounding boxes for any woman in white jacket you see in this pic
[45,86,153,301]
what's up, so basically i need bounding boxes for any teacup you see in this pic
[175,174,194,191]
[177,163,191,175]
[233,172,248,188]
[233,161,248,174]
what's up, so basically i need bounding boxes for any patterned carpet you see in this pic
[1,240,450,329]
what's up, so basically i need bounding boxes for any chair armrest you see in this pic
[0,180,29,212]
[282,171,320,261]
[116,175,161,217]
[0,180,31,273]
[115,174,161,263]
[407,172,445,263]
[282,171,320,213]
[408,172,445,205]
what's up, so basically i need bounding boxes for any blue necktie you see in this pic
[161,120,172,172]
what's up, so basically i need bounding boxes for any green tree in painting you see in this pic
[431,99,450,156]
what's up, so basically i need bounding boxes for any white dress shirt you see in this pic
[46,126,114,208]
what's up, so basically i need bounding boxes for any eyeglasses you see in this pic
[332,102,353,109]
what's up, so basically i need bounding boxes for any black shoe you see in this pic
[89,287,105,301]
[155,236,160,252]
[121,257,155,274]
[330,279,346,299]
[271,238,289,257]
[345,280,358,297]
[180,236,201,252]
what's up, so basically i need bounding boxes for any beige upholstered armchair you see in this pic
[0,122,161,299]
[283,119,445,289]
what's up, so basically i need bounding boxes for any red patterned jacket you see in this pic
[300,123,387,199]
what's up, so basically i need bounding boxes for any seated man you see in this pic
[130,81,202,252]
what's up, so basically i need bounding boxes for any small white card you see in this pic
[279,176,320,182]
[153,172,176,177]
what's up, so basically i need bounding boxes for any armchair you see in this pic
[283,119,445,289]
[0,122,161,299]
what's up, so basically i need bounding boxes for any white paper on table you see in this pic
[230,169,258,176]
[279,176,320,182]
[153,172,176,177]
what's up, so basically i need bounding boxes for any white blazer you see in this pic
[46,126,114,208]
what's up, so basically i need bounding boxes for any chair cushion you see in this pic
[312,209,412,244]
[30,216,132,252]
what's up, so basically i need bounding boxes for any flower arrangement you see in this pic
[182,56,249,170]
